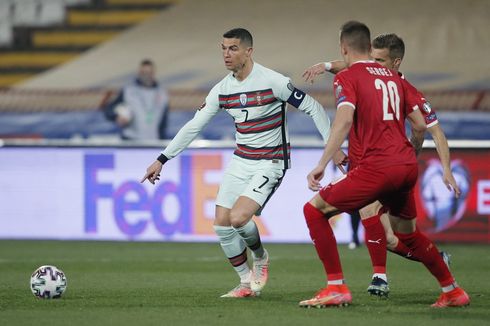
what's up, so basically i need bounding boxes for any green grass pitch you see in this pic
[0,241,488,325]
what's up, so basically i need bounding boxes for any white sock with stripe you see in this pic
[233,220,265,259]
[214,225,251,283]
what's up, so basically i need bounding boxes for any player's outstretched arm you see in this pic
[302,61,347,84]
[293,93,331,143]
[407,109,427,155]
[302,62,327,84]
[428,124,461,197]
[274,79,331,142]
[307,107,353,191]
[140,92,220,185]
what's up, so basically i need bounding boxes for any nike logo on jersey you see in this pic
[367,239,382,244]
[252,188,263,194]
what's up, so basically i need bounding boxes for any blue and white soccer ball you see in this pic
[30,265,67,299]
[420,159,470,232]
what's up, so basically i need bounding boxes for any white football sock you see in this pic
[214,225,251,283]
[442,282,458,293]
[233,220,265,259]
[373,273,388,282]
[327,279,344,285]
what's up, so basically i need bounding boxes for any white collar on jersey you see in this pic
[352,60,376,65]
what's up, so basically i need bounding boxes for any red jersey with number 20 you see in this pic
[334,61,417,168]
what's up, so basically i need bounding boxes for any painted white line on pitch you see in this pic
[0,255,319,264]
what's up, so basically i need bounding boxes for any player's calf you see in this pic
[440,251,451,269]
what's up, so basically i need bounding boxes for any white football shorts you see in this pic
[216,155,286,215]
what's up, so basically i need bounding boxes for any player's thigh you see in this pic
[215,205,232,226]
[379,164,419,219]
[309,193,339,216]
[216,159,251,211]
[229,196,261,227]
[359,200,383,219]
[319,166,387,214]
[381,190,417,220]
[389,214,416,234]
[241,164,285,210]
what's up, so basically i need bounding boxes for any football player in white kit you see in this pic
[141,28,331,298]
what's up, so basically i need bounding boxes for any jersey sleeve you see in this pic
[419,97,438,127]
[402,78,439,127]
[161,86,220,159]
[296,92,331,143]
[333,72,356,110]
[271,75,331,143]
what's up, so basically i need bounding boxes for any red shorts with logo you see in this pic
[319,163,418,219]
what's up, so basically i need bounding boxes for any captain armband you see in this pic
[286,88,306,108]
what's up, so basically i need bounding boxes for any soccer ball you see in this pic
[30,265,67,299]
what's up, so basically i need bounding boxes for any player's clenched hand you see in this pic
[307,165,325,191]
[443,170,461,198]
[333,150,348,174]
[302,62,326,84]
[140,160,163,185]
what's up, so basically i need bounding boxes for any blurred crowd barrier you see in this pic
[1,88,489,113]
[1,88,490,140]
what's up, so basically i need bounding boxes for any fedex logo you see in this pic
[83,153,222,238]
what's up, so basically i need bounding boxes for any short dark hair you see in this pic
[223,28,253,47]
[372,33,405,60]
[340,21,371,53]
[140,59,154,66]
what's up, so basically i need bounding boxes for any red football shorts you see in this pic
[319,163,418,219]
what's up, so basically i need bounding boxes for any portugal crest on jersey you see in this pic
[240,93,248,106]
[256,92,263,105]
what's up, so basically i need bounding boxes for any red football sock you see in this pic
[395,229,454,287]
[389,240,418,261]
[361,214,387,274]
[304,202,344,281]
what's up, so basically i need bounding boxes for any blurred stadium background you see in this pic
[0,0,489,324]
[1,0,489,140]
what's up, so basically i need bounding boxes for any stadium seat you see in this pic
[0,2,13,22]
[12,1,39,27]
[38,0,65,26]
[0,19,13,47]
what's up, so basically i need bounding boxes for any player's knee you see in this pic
[304,201,323,217]
[303,202,314,215]
[360,202,382,219]
[385,232,398,250]
[304,201,338,219]
[229,208,250,228]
